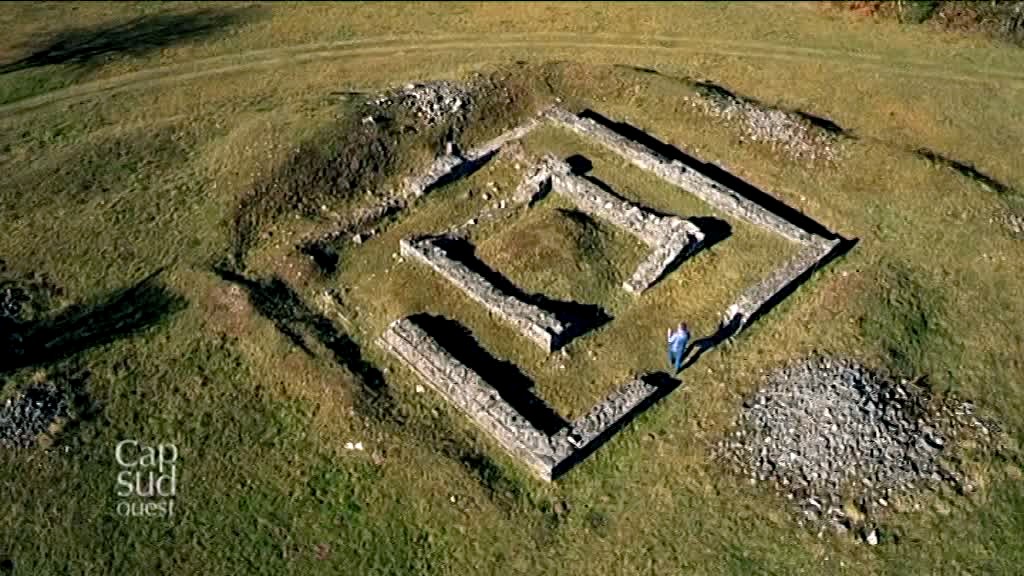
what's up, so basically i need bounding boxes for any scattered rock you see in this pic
[352,233,364,245]
[688,85,840,161]
[369,81,472,126]
[716,356,1003,538]
[0,383,69,448]
[1000,211,1024,239]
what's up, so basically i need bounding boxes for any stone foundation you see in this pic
[374,104,852,481]
[544,107,817,245]
[400,236,574,352]
[378,316,671,481]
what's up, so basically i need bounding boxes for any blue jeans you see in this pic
[668,339,688,372]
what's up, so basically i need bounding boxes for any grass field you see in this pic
[1,2,1023,575]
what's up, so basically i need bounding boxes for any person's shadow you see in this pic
[679,312,745,371]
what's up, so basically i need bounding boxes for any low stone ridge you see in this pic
[687,87,840,162]
[399,236,572,352]
[716,356,1003,538]
[378,316,668,480]
[728,237,841,329]
[544,107,817,245]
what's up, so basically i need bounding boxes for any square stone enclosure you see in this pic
[377,106,848,481]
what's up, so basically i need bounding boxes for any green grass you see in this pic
[477,198,645,306]
[0,3,1023,575]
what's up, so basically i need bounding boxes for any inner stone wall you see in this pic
[400,236,573,352]
[546,159,706,294]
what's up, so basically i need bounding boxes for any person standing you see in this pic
[667,322,690,373]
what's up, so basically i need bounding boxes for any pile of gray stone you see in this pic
[370,81,472,125]
[1002,211,1024,239]
[687,88,839,162]
[717,357,1001,540]
[0,283,27,321]
[0,384,68,448]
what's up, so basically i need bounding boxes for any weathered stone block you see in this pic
[400,236,574,352]
[544,107,817,245]
[378,317,673,481]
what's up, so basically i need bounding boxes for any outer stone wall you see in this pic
[378,316,670,481]
[553,376,663,454]
[378,317,560,479]
[730,237,842,328]
[544,107,817,245]
[403,117,544,198]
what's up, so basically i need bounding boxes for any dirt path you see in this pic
[2,32,1022,118]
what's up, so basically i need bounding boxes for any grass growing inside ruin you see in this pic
[1,3,1024,575]
[476,198,645,306]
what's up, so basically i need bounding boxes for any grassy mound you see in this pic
[476,202,644,306]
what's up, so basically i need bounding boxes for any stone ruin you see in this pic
[378,317,669,480]
[399,235,574,352]
[523,155,707,295]
[372,104,849,481]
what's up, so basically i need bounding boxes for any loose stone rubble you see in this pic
[370,81,472,126]
[716,357,1003,538]
[0,384,68,448]
[1001,211,1024,239]
[687,86,841,162]
[378,316,667,481]
[399,236,574,352]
